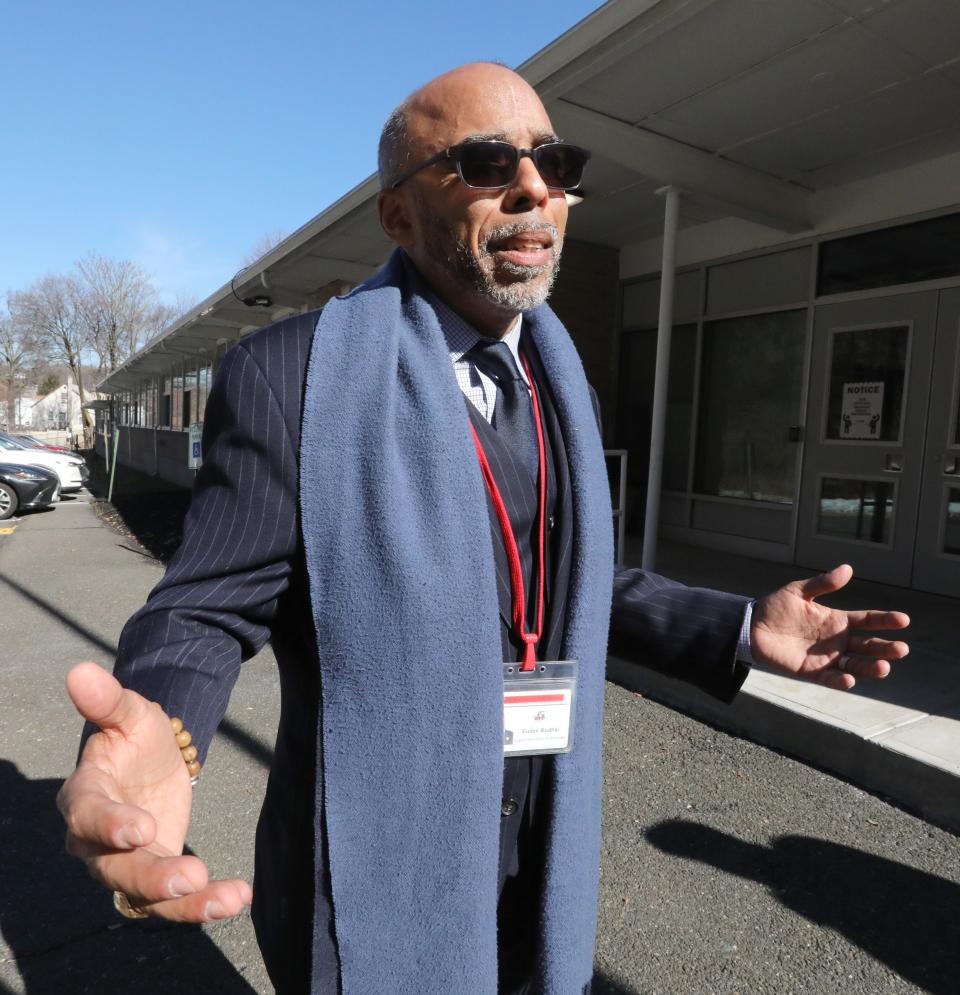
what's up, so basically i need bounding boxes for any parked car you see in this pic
[0,462,60,520]
[14,433,73,454]
[0,433,88,492]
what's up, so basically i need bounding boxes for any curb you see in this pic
[606,655,960,834]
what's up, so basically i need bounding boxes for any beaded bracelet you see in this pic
[170,716,202,784]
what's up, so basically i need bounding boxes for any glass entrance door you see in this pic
[913,288,960,596]
[795,292,938,586]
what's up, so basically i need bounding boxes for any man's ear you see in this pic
[378,190,415,246]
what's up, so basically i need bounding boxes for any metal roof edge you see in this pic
[97,173,382,392]
[230,173,381,290]
[517,0,661,85]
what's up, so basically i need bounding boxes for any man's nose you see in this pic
[501,154,550,212]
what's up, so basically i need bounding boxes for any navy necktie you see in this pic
[469,339,538,476]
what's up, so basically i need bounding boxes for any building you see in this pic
[31,382,89,435]
[97,0,960,595]
[14,389,38,429]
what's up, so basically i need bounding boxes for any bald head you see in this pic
[377,63,552,188]
[376,62,571,336]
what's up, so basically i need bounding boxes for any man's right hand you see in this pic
[58,662,252,921]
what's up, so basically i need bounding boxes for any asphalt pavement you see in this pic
[0,492,274,994]
[1,494,957,994]
[597,685,958,995]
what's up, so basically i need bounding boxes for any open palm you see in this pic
[58,663,252,921]
[750,565,910,690]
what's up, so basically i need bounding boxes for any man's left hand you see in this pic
[750,564,909,690]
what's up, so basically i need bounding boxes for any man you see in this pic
[59,64,909,994]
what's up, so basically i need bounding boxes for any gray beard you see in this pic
[416,200,562,312]
[452,221,562,312]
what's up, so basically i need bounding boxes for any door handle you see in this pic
[944,455,960,476]
[882,453,903,473]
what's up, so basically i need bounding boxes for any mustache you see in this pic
[480,221,560,251]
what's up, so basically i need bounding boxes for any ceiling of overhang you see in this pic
[266,199,389,297]
[101,0,960,390]
[550,0,960,239]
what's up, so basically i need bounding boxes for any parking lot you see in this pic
[0,431,89,522]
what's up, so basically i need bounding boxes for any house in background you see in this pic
[1,386,38,430]
[14,389,38,428]
[31,382,90,435]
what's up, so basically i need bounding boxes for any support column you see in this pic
[642,186,680,570]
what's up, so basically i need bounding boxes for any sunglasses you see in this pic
[389,140,590,191]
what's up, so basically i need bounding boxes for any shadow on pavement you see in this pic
[0,573,118,658]
[219,718,274,768]
[0,752,633,995]
[591,969,641,993]
[646,819,958,995]
[0,759,258,994]
[0,573,274,772]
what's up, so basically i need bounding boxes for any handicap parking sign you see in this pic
[188,423,203,469]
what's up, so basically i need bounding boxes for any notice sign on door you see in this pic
[840,382,884,439]
[188,423,203,468]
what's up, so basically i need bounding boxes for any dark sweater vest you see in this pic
[465,338,574,990]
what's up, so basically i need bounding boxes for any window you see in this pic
[824,325,908,443]
[171,369,184,431]
[695,310,806,504]
[817,478,894,544]
[159,376,172,428]
[943,488,960,556]
[143,380,156,428]
[616,324,696,497]
[197,364,212,422]
[183,362,198,427]
[818,211,960,296]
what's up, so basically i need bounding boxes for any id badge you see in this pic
[502,660,577,757]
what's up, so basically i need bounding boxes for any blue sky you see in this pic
[1,1,603,307]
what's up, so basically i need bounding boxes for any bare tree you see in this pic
[8,275,94,429]
[76,253,158,373]
[140,293,197,347]
[241,229,289,267]
[0,310,32,429]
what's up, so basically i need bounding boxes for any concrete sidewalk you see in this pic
[612,539,960,832]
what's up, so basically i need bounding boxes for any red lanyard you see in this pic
[469,351,547,672]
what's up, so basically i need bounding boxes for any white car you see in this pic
[0,434,88,492]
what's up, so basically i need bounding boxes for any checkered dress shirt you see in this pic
[429,293,528,424]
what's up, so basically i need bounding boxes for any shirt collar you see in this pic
[428,291,523,361]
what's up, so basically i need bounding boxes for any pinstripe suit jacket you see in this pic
[113,308,749,992]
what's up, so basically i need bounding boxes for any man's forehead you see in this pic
[405,66,554,149]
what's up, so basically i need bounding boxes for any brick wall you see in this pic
[548,238,620,442]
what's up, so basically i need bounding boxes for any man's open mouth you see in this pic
[488,229,555,267]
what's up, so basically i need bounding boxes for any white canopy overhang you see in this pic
[99,0,960,394]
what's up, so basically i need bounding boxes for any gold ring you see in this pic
[113,890,149,919]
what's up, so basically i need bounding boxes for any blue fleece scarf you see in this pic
[299,249,613,994]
